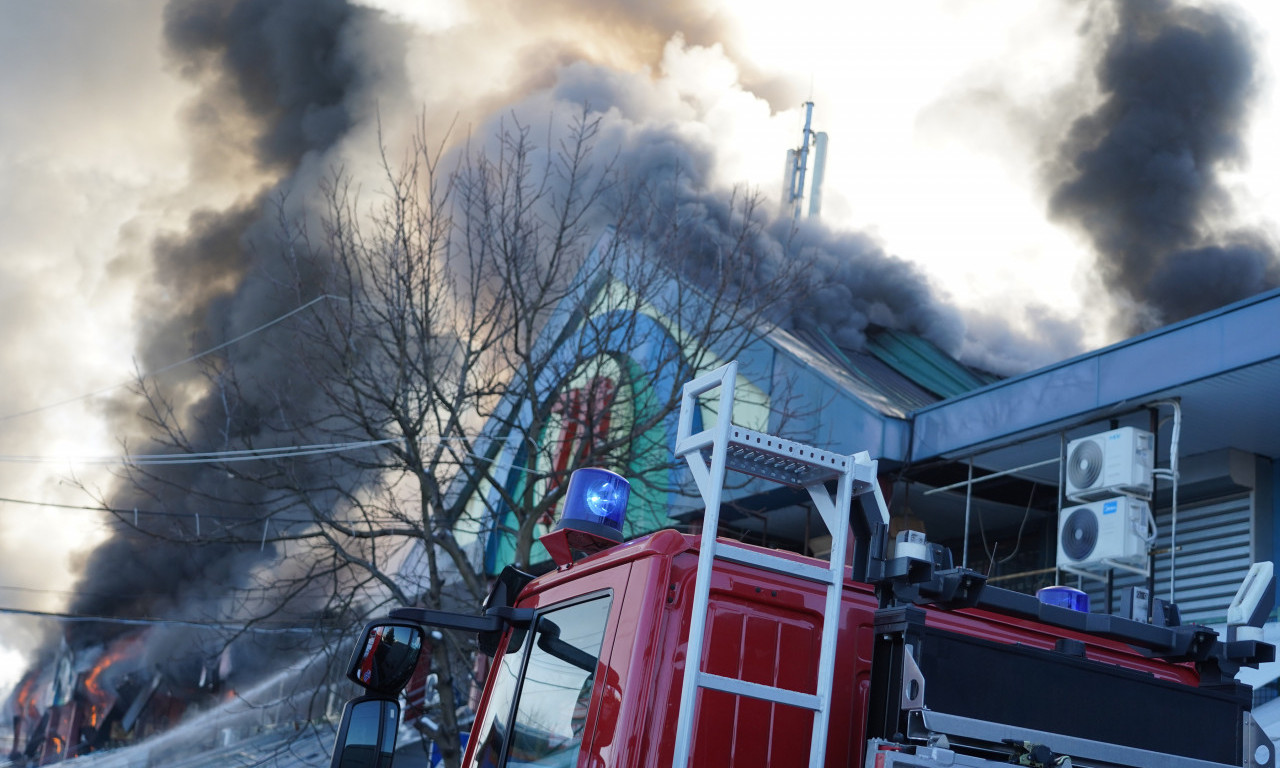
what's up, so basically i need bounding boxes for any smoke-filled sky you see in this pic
[2,0,1279,694]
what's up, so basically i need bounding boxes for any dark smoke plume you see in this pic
[780,223,961,351]
[164,0,368,169]
[66,0,965,662]
[1050,0,1279,334]
[68,0,405,648]
[487,58,965,360]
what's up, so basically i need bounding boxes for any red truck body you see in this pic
[336,364,1273,768]
[458,528,1226,768]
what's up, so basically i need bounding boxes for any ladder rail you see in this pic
[671,362,739,768]
[670,361,869,768]
[806,464,854,766]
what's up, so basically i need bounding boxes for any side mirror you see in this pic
[330,696,400,768]
[346,622,424,696]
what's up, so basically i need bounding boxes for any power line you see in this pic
[0,294,344,423]
[0,495,421,550]
[0,495,161,515]
[0,495,248,523]
[0,437,403,466]
[0,606,325,634]
[0,434,531,470]
[0,498,328,553]
[0,585,173,605]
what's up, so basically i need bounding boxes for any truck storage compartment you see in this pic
[869,606,1249,767]
[917,628,1244,765]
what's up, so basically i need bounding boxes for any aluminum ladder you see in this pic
[670,361,887,768]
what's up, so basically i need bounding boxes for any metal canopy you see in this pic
[910,288,1280,466]
[728,289,1280,553]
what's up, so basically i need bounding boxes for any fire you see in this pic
[15,673,41,719]
[81,634,146,731]
[83,635,145,701]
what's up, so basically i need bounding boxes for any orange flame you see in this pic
[84,634,146,701]
[81,635,145,734]
[15,673,40,719]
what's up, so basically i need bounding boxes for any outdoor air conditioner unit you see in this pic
[1064,427,1154,502]
[1057,496,1152,570]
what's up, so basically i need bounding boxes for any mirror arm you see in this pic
[389,606,534,633]
[536,619,598,673]
[390,607,501,633]
[487,605,535,627]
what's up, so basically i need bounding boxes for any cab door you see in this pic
[464,564,634,768]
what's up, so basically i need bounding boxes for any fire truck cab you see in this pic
[329,363,1279,768]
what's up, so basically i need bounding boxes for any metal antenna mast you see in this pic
[782,101,828,220]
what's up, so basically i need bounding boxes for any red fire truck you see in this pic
[328,363,1278,768]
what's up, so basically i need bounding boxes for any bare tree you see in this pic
[115,108,806,767]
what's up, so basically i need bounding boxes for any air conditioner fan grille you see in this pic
[1068,439,1104,490]
[1060,507,1099,562]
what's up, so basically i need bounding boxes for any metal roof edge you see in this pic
[913,286,1280,416]
[908,287,1280,459]
[757,324,914,462]
[866,326,990,398]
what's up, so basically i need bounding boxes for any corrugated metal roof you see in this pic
[785,325,995,415]
[865,327,997,398]
[61,726,335,767]
[766,326,913,418]
[60,723,435,768]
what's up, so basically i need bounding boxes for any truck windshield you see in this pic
[468,595,611,768]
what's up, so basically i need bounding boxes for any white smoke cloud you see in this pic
[0,0,195,691]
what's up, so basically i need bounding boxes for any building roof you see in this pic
[737,288,1280,553]
[910,287,1280,467]
[866,327,998,398]
[785,324,996,417]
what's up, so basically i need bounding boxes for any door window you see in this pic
[468,595,612,768]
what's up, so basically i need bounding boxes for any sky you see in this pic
[1,0,1279,696]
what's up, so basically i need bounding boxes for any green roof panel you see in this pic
[865,327,995,400]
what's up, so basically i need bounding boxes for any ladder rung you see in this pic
[716,544,838,585]
[676,429,715,457]
[698,671,822,710]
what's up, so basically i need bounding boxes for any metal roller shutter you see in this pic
[1080,493,1253,624]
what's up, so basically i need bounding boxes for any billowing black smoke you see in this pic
[779,222,961,351]
[164,0,371,169]
[68,0,964,658]
[1050,0,1279,334]
[68,0,402,648]
[522,61,965,358]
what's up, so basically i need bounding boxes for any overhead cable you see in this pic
[0,606,326,634]
[0,294,342,422]
[0,437,402,466]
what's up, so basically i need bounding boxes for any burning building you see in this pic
[4,630,228,764]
